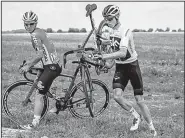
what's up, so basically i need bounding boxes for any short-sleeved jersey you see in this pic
[30,28,59,65]
[106,24,138,64]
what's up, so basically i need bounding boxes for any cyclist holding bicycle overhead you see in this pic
[20,11,61,129]
[94,5,157,136]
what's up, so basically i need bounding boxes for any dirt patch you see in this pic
[2,127,30,138]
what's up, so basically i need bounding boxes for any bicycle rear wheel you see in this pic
[2,80,48,129]
[68,79,109,118]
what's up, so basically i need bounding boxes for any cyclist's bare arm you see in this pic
[129,30,136,48]
[102,47,126,60]
[26,51,43,67]
[105,59,115,69]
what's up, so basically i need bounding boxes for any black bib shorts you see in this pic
[112,60,143,96]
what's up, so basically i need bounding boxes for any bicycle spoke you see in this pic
[2,81,48,129]
[6,85,35,126]
[87,86,106,114]
[68,79,109,118]
[72,98,87,109]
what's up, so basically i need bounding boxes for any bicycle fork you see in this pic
[84,66,94,101]
[82,65,95,117]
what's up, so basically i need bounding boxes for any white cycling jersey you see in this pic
[104,24,138,64]
[30,28,59,65]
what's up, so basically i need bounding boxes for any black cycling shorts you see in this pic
[112,60,143,95]
[37,64,62,95]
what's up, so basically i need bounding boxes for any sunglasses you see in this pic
[105,17,114,21]
[24,23,35,27]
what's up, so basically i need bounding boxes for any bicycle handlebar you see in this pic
[63,47,95,68]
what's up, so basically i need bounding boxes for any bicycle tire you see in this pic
[68,79,109,118]
[2,80,49,129]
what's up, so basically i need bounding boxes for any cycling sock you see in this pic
[148,121,155,130]
[129,107,140,118]
[32,115,41,126]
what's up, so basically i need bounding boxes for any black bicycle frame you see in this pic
[60,56,94,106]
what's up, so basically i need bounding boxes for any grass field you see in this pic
[1,32,184,138]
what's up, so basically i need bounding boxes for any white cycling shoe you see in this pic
[130,116,142,131]
[21,124,35,130]
[21,118,40,130]
[130,115,157,137]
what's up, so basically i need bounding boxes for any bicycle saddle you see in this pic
[86,4,97,17]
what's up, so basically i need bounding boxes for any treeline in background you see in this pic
[2,27,184,33]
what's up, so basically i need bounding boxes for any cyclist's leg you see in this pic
[113,64,139,116]
[129,60,156,134]
[26,64,61,129]
[112,63,141,131]
[22,70,42,106]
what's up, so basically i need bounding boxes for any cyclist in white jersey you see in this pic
[20,11,61,129]
[94,5,157,136]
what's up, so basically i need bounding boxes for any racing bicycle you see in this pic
[2,4,111,130]
[2,47,110,129]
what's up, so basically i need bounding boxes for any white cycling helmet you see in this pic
[22,11,38,23]
[102,5,120,19]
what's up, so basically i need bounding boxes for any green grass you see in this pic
[2,33,184,138]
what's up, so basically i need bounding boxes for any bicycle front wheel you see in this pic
[68,79,110,118]
[2,80,48,129]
